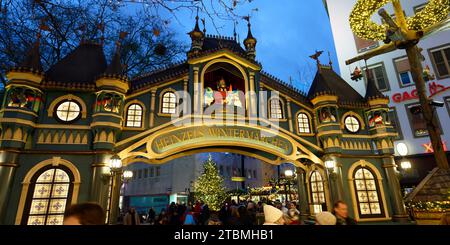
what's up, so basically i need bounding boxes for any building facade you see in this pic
[0,16,408,225]
[122,152,271,213]
[325,0,450,188]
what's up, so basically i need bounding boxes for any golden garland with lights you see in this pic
[349,0,450,41]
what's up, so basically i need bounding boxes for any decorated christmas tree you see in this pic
[193,154,227,211]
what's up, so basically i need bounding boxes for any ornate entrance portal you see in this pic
[0,17,408,225]
[116,117,322,167]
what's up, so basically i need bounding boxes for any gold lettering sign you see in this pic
[150,125,293,156]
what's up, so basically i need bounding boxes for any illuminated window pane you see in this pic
[33,184,52,198]
[29,200,49,215]
[126,104,143,128]
[56,101,81,122]
[162,92,177,114]
[37,169,55,183]
[51,184,69,198]
[310,171,326,213]
[270,99,283,119]
[46,215,64,225]
[297,113,311,133]
[354,167,383,217]
[28,216,46,225]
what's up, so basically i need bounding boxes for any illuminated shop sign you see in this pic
[422,141,448,153]
[392,82,450,103]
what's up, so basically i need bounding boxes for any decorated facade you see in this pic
[0,18,408,225]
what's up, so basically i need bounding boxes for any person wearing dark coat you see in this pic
[147,207,156,224]
[333,201,357,225]
[238,206,253,225]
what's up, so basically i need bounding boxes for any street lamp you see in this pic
[123,170,133,182]
[400,160,412,171]
[324,157,336,171]
[108,154,123,225]
[109,154,123,170]
[284,169,294,178]
[284,169,295,202]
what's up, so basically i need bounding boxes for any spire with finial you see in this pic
[309,50,323,72]
[243,15,257,60]
[19,26,44,73]
[188,9,205,57]
[104,32,127,78]
[328,51,333,69]
[201,18,206,34]
[233,21,237,41]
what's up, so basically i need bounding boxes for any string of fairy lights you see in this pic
[349,0,450,41]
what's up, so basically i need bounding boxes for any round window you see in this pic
[344,116,360,133]
[55,101,81,122]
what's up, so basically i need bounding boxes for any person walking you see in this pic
[63,203,105,225]
[333,201,357,225]
[199,203,210,225]
[263,204,285,225]
[147,207,156,224]
[440,212,450,225]
[287,202,301,225]
[123,208,141,225]
[181,206,196,225]
[315,212,337,225]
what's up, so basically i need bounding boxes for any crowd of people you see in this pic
[62,200,450,225]
[119,199,357,226]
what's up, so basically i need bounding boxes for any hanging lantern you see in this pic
[351,66,363,81]
[423,65,435,81]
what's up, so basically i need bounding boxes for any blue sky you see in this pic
[162,0,338,92]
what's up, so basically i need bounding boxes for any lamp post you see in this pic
[284,169,294,202]
[324,156,342,204]
[108,154,123,225]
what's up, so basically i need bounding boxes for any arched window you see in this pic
[297,113,311,133]
[161,91,177,114]
[310,171,326,213]
[24,166,74,225]
[353,167,383,217]
[269,99,283,119]
[126,104,143,127]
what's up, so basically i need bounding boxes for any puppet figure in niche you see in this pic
[368,111,384,128]
[319,107,336,123]
[98,93,122,113]
[204,77,242,108]
[7,87,40,110]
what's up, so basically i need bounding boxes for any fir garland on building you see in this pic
[193,155,227,211]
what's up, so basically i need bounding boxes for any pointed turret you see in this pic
[6,34,44,85]
[104,42,124,77]
[365,77,386,100]
[188,15,204,57]
[20,38,43,72]
[95,37,129,94]
[243,21,257,60]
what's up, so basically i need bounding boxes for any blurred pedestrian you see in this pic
[333,201,357,225]
[147,207,156,224]
[315,211,336,225]
[124,208,141,225]
[440,212,450,225]
[263,204,285,225]
[63,203,105,225]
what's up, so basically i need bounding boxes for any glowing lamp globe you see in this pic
[109,155,123,170]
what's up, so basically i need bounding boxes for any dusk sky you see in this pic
[162,0,339,92]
